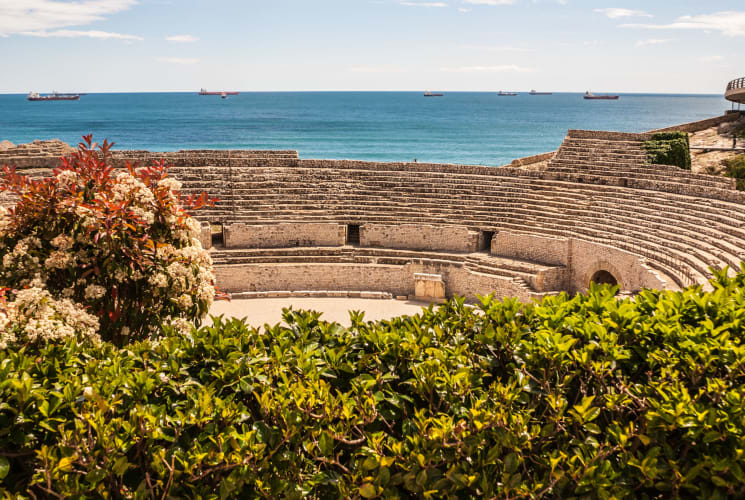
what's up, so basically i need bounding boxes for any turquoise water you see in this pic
[0,92,729,166]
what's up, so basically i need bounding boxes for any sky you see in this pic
[0,0,743,93]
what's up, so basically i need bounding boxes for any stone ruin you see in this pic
[2,112,745,303]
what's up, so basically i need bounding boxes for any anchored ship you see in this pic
[27,91,80,101]
[498,91,518,96]
[584,91,619,100]
[424,90,444,97]
[199,88,239,96]
[529,89,552,95]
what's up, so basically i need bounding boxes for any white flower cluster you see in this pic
[2,237,42,275]
[155,239,215,309]
[56,170,81,192]
[112,172,155,205]
[0,283,100,349]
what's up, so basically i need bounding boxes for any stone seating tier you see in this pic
[184,164,745,286]
[211,247,551,300]
[3,132,745,291]
[211,246,553,290]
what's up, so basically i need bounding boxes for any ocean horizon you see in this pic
[0,91,730,166]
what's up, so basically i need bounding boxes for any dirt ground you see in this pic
[689,116,745,174]
[209,297,435,327]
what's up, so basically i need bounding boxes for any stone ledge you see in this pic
[229,290,394,300]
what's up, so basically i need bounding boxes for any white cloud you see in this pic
[20,29,142,40]
[463,0,515,5]
[458,7,471,12]
[635,38,674,47]
[594,8,652,19]
[166,34,199,43]
[399,1,447,6]
[440,64,534,72]
[156,57,199,65]
[697,55,724,62]
[0,0,138,37]
[621,11,745,37]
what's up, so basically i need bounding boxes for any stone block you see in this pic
[413,273,446,302]
[199,221,212,250]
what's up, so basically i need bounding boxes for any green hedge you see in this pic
[724,155,745,191]
[644,132,691,170]
[3,269,745,498]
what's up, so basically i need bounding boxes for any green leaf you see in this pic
[504,453,518,474]
[319,431,334,456]
[57,456,75,473]
[359,483,377,498]
[0,457,9,480]
[362,456,379,471]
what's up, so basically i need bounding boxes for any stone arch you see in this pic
[590,270,618,287]
[584,260,624,291]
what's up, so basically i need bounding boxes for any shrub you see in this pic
[723,154,745,191]
[3,269,745,498]
[0,281,99,349]
[644,131,691,170]
[0,136,218,346]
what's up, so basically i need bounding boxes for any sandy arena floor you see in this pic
[209,297,434,327]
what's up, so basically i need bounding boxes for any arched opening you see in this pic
[590,270,618,287]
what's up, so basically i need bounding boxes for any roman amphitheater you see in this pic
[2,109,745,311]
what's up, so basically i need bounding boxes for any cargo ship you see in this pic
[584,91,619,100]
[27,91,80,101]
[529,89,552,95]
[498,91,518,96]
[424,90,444,97]
[199,88,239,96]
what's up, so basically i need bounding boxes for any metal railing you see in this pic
[727,77,745,91]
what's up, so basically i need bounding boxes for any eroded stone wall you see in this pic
[492,232,569,267]
[491,231,667,294]
[214,260,538,303]
[224,223,346,248]
[361,224,480,253]
[568,239,668,293]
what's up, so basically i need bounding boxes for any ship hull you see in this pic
[199,92,239,96]
[27,96,80,101]
[584,96,619,100]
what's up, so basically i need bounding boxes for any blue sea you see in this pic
[0,92,730,166]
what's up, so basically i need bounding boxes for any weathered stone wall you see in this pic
[491,231,666,294]
[224,223,346,248]
[534,266,569,293]
[492,232,569,266]
[650,113,742,134]
[509,151,556,168]
[215,263,413,296]
[213,260,538,303]
[566,130,653,141]
[360,224,479,252]
[446,266,536,303]
[568,239,668,293]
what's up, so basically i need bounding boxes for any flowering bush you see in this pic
[0,135,217,346]
[0,281,99,349]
